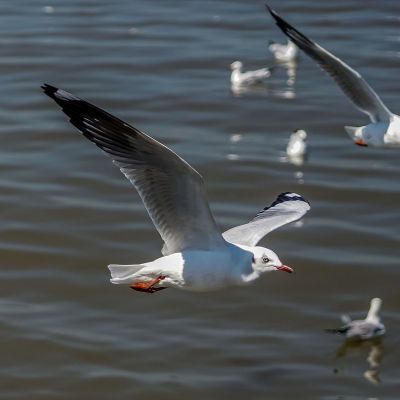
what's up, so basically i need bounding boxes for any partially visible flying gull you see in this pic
[230,60,273,87]
[268,39,298,63]
[286,129,308,164]
[267,6,400,147]
[42,84,310,294]
[326,298,386,340]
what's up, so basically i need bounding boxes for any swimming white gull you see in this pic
[326,298,386,340]
[230,60,273,87]
[42,84,310,293]
[268,39,298,63]
[267,6,400,147]
[286,129,308,161]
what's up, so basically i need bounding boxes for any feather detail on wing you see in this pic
[223,192,310,247]
[42,84,226,256]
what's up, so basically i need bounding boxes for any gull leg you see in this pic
[130,275,167,294]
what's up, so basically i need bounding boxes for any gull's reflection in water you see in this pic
[231,81,296,100]
[272,60,298,99]
[278,156,306,184]
[283,60,298,86]
[334,338,384,385]
[225,133,243,161]
[289,154,307,167]
[230,82,269,97]
[274,87,296,99]
[280,133,308,185]
[278,155,306,184]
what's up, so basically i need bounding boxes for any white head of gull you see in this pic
[42,84,310,294]
[230,60,273,87]
[326,298,386,340]
[267,6,400,147]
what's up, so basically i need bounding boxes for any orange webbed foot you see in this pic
[130,275,167,294]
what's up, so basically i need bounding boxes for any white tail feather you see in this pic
[108,264,146,284]
[344,125,359,140]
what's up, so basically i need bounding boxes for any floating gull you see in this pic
[267,6,400,147]
[326,298,386,340]
[230,60,272,87]
[42,84,310,293]
[286,129,307,160]
[128,27,139,36]
[229,133,243,143]
[268,39,298,63]
[284,60,298,87]
[43,5,55,14]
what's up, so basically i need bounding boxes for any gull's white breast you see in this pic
[384,115,400,146]
[129,245,252,292]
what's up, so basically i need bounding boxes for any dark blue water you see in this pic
[0,1,399,398]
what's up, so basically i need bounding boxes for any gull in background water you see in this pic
[42,84,310,294]
[268,39,298,63]
[325,298,386,340]
[267,6,400,147]
[230,60,273,88]
[286,129,308,165]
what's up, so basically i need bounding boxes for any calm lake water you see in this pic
[0,0,399,399]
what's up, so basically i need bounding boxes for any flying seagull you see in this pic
[42,84,310,293]
[267,6,400,147]
[326,298,386,340]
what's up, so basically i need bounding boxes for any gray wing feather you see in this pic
[223,192,310,247]
[42,84,225,256]
[346,321,385,339]
[241,68,271,85]
[267,7,392,123]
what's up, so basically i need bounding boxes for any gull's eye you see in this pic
[262,256,270,264]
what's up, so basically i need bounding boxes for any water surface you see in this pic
[0,1,399,399]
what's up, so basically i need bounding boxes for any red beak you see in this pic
[277,265,294,273]
[354,138,368,147]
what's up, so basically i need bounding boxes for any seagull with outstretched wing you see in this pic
[267,5,400,147]
[43,84,310,293]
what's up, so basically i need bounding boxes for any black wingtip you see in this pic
[41,83,59,98]
[254,192,310,219]
[41,84,83,109]
[265,4,278,19]
[267,6,288,28]
[276,192,310,206]
[324,328,337,334]
[265,5,314,48]
[324,328,347,335]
